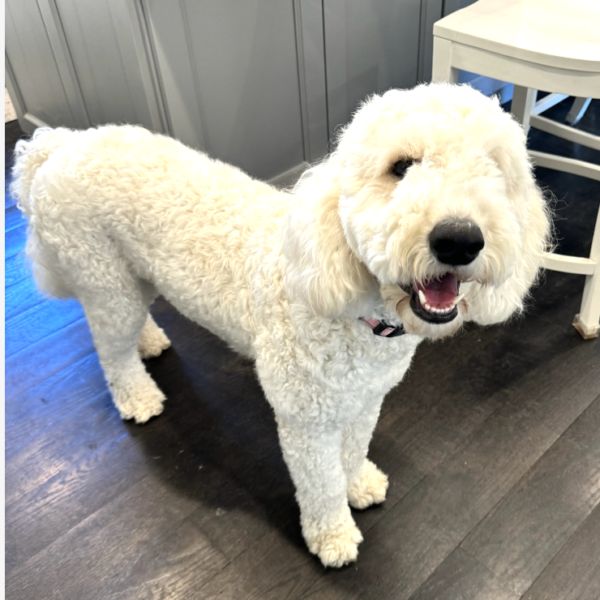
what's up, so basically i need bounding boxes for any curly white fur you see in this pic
[10,83,550,568]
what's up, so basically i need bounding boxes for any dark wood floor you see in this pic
[5,99,600,600]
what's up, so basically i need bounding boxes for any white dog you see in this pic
[11,84,550,568]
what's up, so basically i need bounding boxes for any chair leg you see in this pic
[566,97,592,126]
[573,211,600,339]
[431,37,459,83]
[511,86,537,135]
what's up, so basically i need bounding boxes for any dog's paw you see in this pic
[138,320,171,359]
[112,379,166,424]
[347,459,389,509]
[306,516,363,568]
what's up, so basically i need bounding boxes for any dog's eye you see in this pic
[391,159,416,179]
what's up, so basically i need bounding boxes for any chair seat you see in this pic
[434,0,600,73]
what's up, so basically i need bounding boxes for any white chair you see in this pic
[432,0,600,339]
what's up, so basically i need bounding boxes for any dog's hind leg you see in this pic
[76,274,167,424]
[131,281,171,359]
[138,314,171,359]
[342,397,389,510]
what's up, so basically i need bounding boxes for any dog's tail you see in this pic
[10,127,73,215]
[10,127,75,298]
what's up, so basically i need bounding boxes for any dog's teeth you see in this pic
[453,293,465,307]
[424,303,458,315]
[419,290,462,316]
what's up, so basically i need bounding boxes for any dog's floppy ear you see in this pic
[466,137,552,325]
[282,160,375,317]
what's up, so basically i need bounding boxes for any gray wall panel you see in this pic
[6,0,432,180]
[418,0,444,83]
[141,0,206,149]
[5,0,81,130]
[293,0,329,161]
[54,0,160,129]
[145,0,306,181]
[443,0,478,17]
[323,0,423,137]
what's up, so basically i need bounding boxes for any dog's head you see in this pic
[283,83,551,339]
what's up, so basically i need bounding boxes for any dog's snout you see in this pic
[429,219,484,266]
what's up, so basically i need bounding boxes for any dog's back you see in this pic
[10,125,290,351]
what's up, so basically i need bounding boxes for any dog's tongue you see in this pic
[416,273,458,307]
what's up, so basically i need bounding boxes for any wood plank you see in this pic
[5,317,94,399]
[5,351,104,456]
[5,203,27,232]
[5,192,18,209]
[198,527,322,600]
[5,295,85,358]
[101,513,229,600]
[297,340,600,600]
[5,222,27,259]
[5,274,47,322]
[5,393,121,506]
[522,503,600,600]
[5,248,31,287]
[6,474,228,600]
[460,395,600,596]
[6,427,144,574]
[167,447,299,563]
[407,547,518,600]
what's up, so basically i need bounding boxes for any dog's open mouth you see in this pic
[405,273,464,324]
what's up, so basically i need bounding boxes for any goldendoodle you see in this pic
[11,83,550,567]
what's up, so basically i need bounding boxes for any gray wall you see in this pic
[143,0,307,180]
[323,0,423,139]
[6,0,87,130]
[6,0,446,181]
[54,0,164,130]
[443,0,478,16]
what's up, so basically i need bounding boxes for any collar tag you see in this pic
[361,317,405,338]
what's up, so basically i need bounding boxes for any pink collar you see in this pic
[360,318,405,338]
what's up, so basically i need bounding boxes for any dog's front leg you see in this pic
[342,397,389,509]
[276,420,363,568]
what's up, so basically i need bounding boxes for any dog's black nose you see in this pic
[429,219,484,266]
